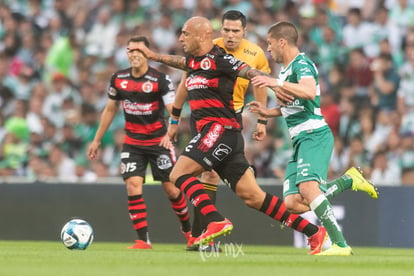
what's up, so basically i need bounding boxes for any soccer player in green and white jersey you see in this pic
[247,21,378,256]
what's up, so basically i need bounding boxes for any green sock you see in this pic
[322,175,352,200]
[310,194,348,248]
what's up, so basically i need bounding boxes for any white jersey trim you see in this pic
[288,118,327,138]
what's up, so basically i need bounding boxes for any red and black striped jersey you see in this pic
[185,45,248,132]
[107,67,175,146]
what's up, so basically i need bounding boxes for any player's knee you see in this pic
[162,181,180,199]
[200,171,220,185]
[125,177,143,194]
[169,170,179,185]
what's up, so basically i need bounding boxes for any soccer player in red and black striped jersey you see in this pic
[87,36,191,249]
[135,17,327,254]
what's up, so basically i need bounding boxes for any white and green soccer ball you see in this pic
[60,218,94,250]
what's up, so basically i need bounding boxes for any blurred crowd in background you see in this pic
[0,0,414,186]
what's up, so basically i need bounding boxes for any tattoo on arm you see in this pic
[155,55,187,71]
[239,66,269,80]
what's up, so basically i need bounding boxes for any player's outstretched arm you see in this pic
[247,101,282,118]
[135,43,187,71]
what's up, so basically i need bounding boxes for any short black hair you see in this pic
[127,36,150,47]
[222,10,247,28]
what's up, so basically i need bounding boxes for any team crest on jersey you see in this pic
[157,154,173,170]
[201,57,211,70]
[142,81,153,93]
[108,86,117,96]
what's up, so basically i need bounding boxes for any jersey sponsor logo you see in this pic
[212,143,232,161]
[243,49,257,56]
[120,152,130,159]
[120,80,128,89]
[123,99,154,115]
[157,154,173,170]
[142,81,153,93]
[224,54,245,71]
[299,168,309,177]
[108,86,117,96]
[189,133,201,144]
[201,57,212,70]
[198,124,223,152]
[145,75,157,82]
[117,73,130,78]
[185,76,219,91]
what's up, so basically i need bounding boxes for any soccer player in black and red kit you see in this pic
[135,17,327,254]
[87,36,191,249]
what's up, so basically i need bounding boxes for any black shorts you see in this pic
[182,122,250,190]
[120,143,176,182]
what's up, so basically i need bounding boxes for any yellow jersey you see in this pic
[213,38,271,111]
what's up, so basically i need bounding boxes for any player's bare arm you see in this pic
[247,101,282,118]
[134,43,187,71]
[172,73,189,119]
[167,73,188,142]
[87,99,119,160]
[238,66,269,80]
[251,85,268,141]
[154,55,187,71]
[252,75,316,100]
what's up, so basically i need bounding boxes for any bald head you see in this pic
[179,16,214,56]
[187,16,213,32]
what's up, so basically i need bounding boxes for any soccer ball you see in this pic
[60,218,94,250]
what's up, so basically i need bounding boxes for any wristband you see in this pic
[171,106,182,117]
[169,117,179,125]
[257,119,268,125]
[276,78,284,87]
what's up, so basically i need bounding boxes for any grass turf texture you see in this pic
[1,241,413,276]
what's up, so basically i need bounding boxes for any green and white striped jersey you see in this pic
[279,53,328,138]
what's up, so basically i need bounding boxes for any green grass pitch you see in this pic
[1,240,413,276]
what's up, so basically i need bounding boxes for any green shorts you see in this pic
[282,126,334,198]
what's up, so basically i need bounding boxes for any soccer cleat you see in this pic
[315,244,353,256]
[182,230,192,244]
[186,236,198,251]
[127,240,152,249]
[307,226,328,255]
[345,167,378,199]
[193,218,233,245]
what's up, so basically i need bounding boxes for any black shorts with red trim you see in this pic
[120,143,176,182]
[181,122,250,190]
